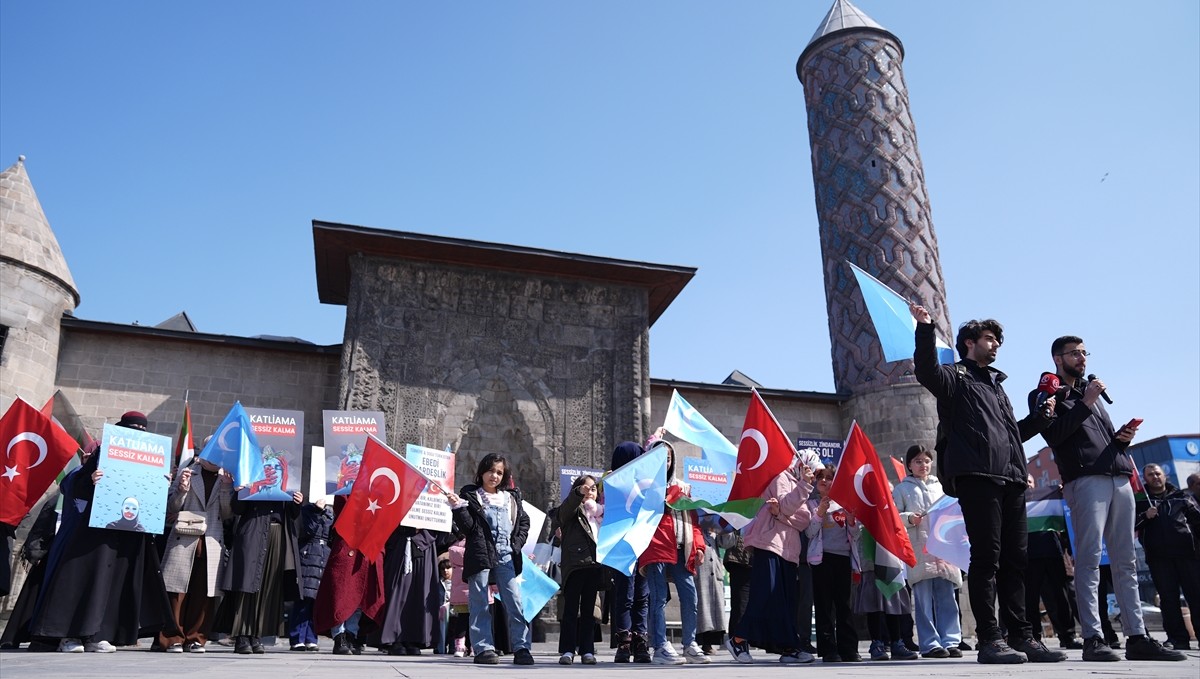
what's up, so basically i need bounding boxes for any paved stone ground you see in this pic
[1,637,1196,679]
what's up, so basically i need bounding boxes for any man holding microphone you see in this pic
[1028,336,1184,662]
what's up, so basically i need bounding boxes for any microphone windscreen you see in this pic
[1038,372,1061,394]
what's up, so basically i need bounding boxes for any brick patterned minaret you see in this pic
[797,1,949,460]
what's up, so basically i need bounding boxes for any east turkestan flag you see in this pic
[197,401,265,488]
[597,444,668,575]
[662,390,758,528]
[848,261,955,364]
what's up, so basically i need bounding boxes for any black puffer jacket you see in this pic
[914,322,1053,496]
[1135,484,1200,560]
[451,485,529,581]
[1028,381,1132,484]
[298,502,334,600]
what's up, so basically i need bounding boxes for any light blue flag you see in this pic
[662,389,737,463]
[498,552,561,624]
[597,445,668,576]
[848,261,955,364]
[198,401,265,488]
[923,494,971,573]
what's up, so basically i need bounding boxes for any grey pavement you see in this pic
[1,638,1197,679]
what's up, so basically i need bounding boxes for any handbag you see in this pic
[175,510,208,536]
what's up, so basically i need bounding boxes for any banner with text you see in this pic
[559,465,605,502]
[239,407,304,501]
[399,444,454,532]
[89,423,171,534]
[322,410,386,496]
[795,437,843,468]
[682,456,735,507]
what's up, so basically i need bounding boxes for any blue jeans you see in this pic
[609,567,648,637]
[646,560,697,649]
[912,578,961,652]
[468,556,530,653]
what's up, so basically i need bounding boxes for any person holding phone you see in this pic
[1029,335,1184,662]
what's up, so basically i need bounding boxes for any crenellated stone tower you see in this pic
[0,157,80,414]
[797,1,949,459]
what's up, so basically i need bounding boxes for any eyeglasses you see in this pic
[1056,349,1090,359]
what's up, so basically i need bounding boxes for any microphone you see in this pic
[1087,374,1113,404]
[1035,372,1061,415]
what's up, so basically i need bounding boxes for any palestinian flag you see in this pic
[1026,484,1067,533]
[173,401,194,470]
[861,527,906,598]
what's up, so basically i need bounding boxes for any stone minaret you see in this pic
[0,157,80,413]
[797,1,949,461]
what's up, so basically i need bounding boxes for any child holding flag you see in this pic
[638,436,707,665]
[893,445,962,659]
[444,454,534,666]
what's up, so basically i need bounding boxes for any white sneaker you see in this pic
[85,640,116,653]
[683,642,711,664]
[653,644,685,665]
[453,649,465,658]
[559,652,574,665]
[779,650,815,664]
[58,638,84,653]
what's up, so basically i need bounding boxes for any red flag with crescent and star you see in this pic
[333,434,429,563]
[828,421,916,567]
[0,398,82,525]
[729,389,797,501]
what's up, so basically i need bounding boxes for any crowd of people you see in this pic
[1,308,1197,666]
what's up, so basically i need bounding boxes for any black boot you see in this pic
[332,633,353,655]
[614,631,632,663]
[632,633,652,664]
[351,633,364,655]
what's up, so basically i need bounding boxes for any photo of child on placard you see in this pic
[321,410,386,496]
[240,407,304,501]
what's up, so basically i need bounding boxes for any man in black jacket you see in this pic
[1136,463,1200,651]
[910,303,1063,665]
[1032,336,1183,662]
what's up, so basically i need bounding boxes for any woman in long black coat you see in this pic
[214,489,304,653]
[375,526,453,654]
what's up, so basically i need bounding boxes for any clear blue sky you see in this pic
[3,1,1197,458]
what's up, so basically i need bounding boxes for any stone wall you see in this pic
[54,321,341,455]
[844,383,938,465]
[340,255,654,512]
[0,266,74,413]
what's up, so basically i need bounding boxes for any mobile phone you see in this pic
[1123,418,1143,430]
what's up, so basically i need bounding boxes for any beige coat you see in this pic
[160,461,233,596]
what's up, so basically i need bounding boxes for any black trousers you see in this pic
[811,552,857,658]
[559,568,602,655]
[955,477,1031,643]
[1026,555,1075,640]
[1148,556,1200,646]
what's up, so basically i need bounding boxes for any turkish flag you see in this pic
[828,422,916,567]
[729,389,797,501]
[0,398,82,525]
[333,435,429,563]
